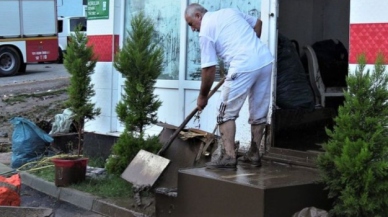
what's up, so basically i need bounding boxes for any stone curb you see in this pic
[20,172,145,217]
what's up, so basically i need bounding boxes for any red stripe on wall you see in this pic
[87,35,119,62]
[350,23,388,64]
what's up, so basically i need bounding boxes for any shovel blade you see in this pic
[121,150,170,187]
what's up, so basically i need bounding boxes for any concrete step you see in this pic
[155,161,331,217]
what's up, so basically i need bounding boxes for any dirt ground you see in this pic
[0,77,158,216]
[0,78,70,145]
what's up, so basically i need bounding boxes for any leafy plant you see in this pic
[106,13,163,174]
[106,130,160,174]
[63,25,101,155]
[317,53,388,216]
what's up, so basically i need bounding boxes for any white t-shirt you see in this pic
[199,8,274,73]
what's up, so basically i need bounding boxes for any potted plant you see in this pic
[52,25,101,186]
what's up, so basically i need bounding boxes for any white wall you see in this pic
[84,0,121,134]
[350,0,388,24]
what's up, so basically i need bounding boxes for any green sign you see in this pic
[87,0,109,20]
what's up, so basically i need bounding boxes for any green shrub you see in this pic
[113,12,163,135]
[106,12,163,175]
[317,53,388,216]
[106,131,160,174]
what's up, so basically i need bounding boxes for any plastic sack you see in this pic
[10,117,53,168]
[293,207,328,217]
[277,34,315,110]
[0,174,21,206]
[49,108,74,135]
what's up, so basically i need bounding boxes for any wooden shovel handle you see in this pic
[158,77,226,155]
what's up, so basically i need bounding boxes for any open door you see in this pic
[261,0,279,152]
[265,0,350,167]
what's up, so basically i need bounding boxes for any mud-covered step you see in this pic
[263,153,317,168]
[262,147,321,168]
[156,161,331,217]
[155,188,178,217]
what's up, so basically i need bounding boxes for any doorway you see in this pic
[273,0,350,152]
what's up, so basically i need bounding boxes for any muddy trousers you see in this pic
[216,63,273,125]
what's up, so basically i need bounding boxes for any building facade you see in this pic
[85,0,388,149]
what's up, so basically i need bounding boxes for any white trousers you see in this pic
[216,63,273,125]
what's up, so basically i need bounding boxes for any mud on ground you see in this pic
[0,78,70,139]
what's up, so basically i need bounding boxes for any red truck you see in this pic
[0,0,58,76]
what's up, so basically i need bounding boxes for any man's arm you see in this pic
[254,19,262,38]
[239,10,263,38]
[197,65,216,110]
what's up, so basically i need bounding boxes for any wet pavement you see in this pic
[21,185,103,217]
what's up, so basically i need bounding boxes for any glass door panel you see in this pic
[125,0,181,80]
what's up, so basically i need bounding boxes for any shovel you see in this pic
[121,78,225,187]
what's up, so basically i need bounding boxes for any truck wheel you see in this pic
[0,46,21,76]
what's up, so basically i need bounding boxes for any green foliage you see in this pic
[317,53,388,216]
[71,174,133,198]
[88,157,106,168]
[106,131,160,174]
[32,167,133,198]
[107,13,164,174]
[31,166,55,182]
[63,25,101,154]
[113,13,163,134]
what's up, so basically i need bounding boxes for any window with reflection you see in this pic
[125,0,180,80]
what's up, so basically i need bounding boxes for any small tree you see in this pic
[317,53,388,216]
[106,13,163,174]
[64,26,101,156]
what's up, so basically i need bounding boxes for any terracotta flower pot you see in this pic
[52,157,88,187]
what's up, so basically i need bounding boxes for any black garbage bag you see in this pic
[301,39,348,87]
[276,34,315,110]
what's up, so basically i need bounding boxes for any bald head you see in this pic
[185,3,207,18]
[184,3,207,32]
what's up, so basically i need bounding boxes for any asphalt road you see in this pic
[21,184,103,217]
[0,63,69,86]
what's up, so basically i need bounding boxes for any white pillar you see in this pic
[85,0,122,135]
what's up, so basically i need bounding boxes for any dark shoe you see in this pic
[238,151,262,167]
[206,155,237,169]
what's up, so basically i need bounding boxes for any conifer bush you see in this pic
[317,53,388,216]
[64,25,100,155]
[106,13,163,174]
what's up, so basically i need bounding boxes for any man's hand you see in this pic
[197,65,216,111]
[197,95,208,111]
[254,19,262,38]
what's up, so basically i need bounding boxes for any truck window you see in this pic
[70,18,87,32]
[58,20,63,33]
